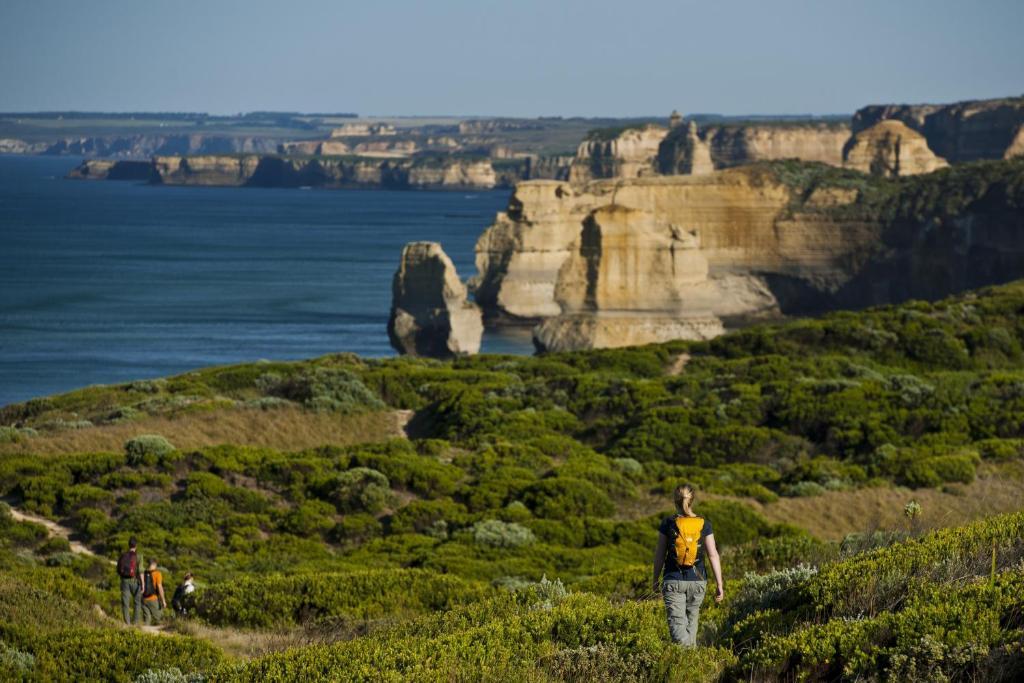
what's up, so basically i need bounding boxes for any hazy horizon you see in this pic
[1,0,1022,117]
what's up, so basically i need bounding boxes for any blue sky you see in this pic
[1,0,1021,116]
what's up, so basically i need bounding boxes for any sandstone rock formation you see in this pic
[43,134,280,159]
[474,167,876,349]
[388,242,483,357]
[843,120,949,177]
[658,122,849,175]
[852,97,1024,162]
[149,154,501,189]
[472,158,1024,352]
[569,125,667,182]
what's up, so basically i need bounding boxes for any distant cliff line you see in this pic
[66,153,573,190]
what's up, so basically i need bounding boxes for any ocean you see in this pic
[0,155,531,407]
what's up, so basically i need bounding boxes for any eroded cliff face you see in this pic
[657,122,850,175]
[150,155,500,189]
[852,97,1024,162]
[569,125,667,182]
[474,167,881,343]
[388,242,483,357]
[66,159,154,181]
[44,134,282,159]
[843,120,949,177]
[472,159,1024,352]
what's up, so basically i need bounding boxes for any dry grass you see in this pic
[0,405,406,455]
[167,615,394,659]
[756,462,1024,540]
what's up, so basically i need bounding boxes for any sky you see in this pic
[0,0,1021,117]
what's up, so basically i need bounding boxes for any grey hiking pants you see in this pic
[121,577,142,625]
[662,579,706,646]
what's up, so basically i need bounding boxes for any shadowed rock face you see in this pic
[388,242,483,358]
[657,122,850,175]
[852,97,1024,162]
[843,120,950,177]
[569,125,668,182]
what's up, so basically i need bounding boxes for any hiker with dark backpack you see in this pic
[171,572,196,617]
[117,537,144,625]
[652,484,724,646]
[141,558,167,625]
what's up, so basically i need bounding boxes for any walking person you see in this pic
[652,484,724,646]
[171,572,196,617]
[140,558,167,625]
[116,537,143,625]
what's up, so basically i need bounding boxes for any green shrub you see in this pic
[471,520,536,548]
[260,368,384,413]
[522,477,615,519]
[125,435,175,466]
[196,569,488,628]
[0,641,35,678]
[327,467,393,514]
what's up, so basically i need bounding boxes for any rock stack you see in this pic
[387,242,483,358]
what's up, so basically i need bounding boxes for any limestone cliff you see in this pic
[852,96,1024,162]
[150,154,501,190]
[473,159,1024,352]
[843,120,949,177]
[657,121,850,174]
[43,134,282,159]
[569,125,667,182]
[388,242,483,357]
[66,159,154,181]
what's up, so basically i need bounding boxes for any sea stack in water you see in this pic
[388,242,483,357]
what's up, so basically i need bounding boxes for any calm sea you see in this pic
[0,155,531,407]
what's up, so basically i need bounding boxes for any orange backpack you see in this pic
[673,516,704,567]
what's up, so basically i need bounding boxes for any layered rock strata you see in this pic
[658,122,850,175]
[843,120,949,177]
[150,154,498,189]
[569,125,667,182]
[468,159,1024,352]
[388,242,483,357]
[852,97,1024,162]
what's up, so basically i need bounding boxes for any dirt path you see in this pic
[4,500,109,562]
[395,409,415,436]
[667,353,691,376]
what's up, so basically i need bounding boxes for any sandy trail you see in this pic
[4,500,108,560]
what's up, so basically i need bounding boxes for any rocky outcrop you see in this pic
[569,125,667,182]
[843,120,949,177]
[852,97,1024,162]
[658,122,850,174]
[66,159,154,181]
[471,159,1024,351]
[388,242,483,357]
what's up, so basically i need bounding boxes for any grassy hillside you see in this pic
[3,281,1024,680]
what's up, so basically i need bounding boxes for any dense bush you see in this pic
[195,569,489,628]
[124,434,175,466]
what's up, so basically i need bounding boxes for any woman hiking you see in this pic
[652,484,724,646]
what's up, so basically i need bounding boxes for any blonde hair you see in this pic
[673,484,696,516]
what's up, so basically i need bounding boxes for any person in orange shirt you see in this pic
[141,558,167,625]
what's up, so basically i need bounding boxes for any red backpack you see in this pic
[117,550,138,579]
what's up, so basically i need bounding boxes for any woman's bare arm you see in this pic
[652,532,667,593]
[704,534,724,602]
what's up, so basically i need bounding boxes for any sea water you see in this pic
[0,155,532,406]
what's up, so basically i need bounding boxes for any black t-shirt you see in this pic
[659,515,713,581]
